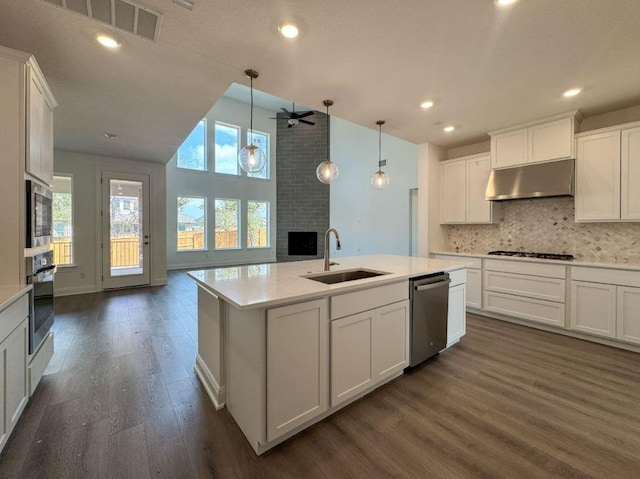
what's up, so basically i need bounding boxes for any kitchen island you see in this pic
[188,254,468,454]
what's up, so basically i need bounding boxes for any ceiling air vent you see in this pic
[39,0,163,43]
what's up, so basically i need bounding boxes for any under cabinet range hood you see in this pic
[485,159,575,201]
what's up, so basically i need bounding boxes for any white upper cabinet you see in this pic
[621,126,640,220]
[26,62,56,186]
[575,122,640,223]
[440,154,496,224]
[492,129,528,168]
[528,117,574,163]
[575,130,621,222]
[490,112,581,170]
[440,159,466,223]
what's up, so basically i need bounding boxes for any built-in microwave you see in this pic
[26,180,53,248]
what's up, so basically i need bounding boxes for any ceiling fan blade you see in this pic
[296,111,315,119]
[299,119,316,126]
[287,123,294,128]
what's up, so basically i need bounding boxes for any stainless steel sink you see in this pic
[302,268,390,284]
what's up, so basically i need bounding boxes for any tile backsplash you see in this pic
[446,197,640,263]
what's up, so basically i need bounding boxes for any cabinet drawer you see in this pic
[484,259,566,279]
[433,254,482,269]
[331,282,408,320]
[0,294,29,343]
[484,271,565,303]
[571,266,640,288]
[484,291,565,327]
[29,332,53,395]
[449,269,466,287]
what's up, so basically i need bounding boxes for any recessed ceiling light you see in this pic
[278,22,299,39]
[494,0,518,6]
[96,35,120,49]
[104,132,119,140]
[443,125,456,133]
[563,87,582,98]
[174,0,194,10]
[420,100,434,109]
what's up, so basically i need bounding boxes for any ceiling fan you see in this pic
[271,103,316,128]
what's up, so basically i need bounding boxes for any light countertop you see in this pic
[188,254,468,311]
[431,251,640,272]
[0,284,32,312]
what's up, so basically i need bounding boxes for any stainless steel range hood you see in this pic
[485,159,575,201]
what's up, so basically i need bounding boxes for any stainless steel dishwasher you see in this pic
[409,272,451,366]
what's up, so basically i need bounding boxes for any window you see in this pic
[247,201,269,248]
[52,175,73,265]
[215,122,240,175]
[247,129,270,179]
[177,196,206,251]
[177,119,206,170]
[215,199,240,249]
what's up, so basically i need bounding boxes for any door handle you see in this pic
[144,241,149,245]
[415,279,451,291]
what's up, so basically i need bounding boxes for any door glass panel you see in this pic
[110,179,143,276]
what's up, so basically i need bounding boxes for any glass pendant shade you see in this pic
[371,170,390,189]
[239,144,266,173]
[316,160,338,184]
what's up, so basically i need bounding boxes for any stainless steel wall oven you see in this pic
[27,250,55,354]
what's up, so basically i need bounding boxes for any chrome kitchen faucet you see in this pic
[323,228,341,271]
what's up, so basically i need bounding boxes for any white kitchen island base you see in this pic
[189,255,468,455]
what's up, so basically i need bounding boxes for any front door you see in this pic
[101,172,151,289]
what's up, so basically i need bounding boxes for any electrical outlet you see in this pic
[80,272,85,279]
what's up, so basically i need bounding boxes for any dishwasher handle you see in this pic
[415,279,451,292]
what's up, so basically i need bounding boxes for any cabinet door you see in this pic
[372,300,408,382]
[621,126,640,220]
[528,117,573,163]
[570,281,616,338]
[439,159,466,224]
[575,131,621,222]
[466,155,494,224]
[331,310,374,407]
[39,97,54,186]
[466,269,482,309]
[617,286,640,345]
[491,129,527,168]
[3,320,28,441]
[27,71,43,180]
[447,284,466,346]
[266,299,328,441]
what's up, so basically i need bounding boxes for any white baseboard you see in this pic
[195,355,225,410]
[153,277,168,286]
[54,284,98,297]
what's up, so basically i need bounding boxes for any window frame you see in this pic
[214,121,241,176]
[214,198,241,250]
[247,200,270,249]
[52,174,75,267]
[176,119,208,172]
[176,195,208,252]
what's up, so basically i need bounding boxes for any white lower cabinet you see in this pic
[331,300,409,407]
[447,284,466,346]
[0,318,28,452]
[617,287,640,344]
[466,269,482,309]
[266,299,329,442]
[570,281,617,338]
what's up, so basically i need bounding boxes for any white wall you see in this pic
[417,142,447,256]
[165,97,277,270]
[53,150,167,296]
[330,117,418,258]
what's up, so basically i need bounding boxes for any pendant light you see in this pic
[371,120,390,190]
[316,99,339,184]
[238,69,266,173]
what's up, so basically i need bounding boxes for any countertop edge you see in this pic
[0,284,32,312]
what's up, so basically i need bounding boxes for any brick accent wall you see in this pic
[276,111,330,262]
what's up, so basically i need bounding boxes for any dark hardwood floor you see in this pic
[2,271,640,478]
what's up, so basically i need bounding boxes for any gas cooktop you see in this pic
[488,251,574,261]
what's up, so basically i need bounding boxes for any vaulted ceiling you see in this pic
[1,0,640,164]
